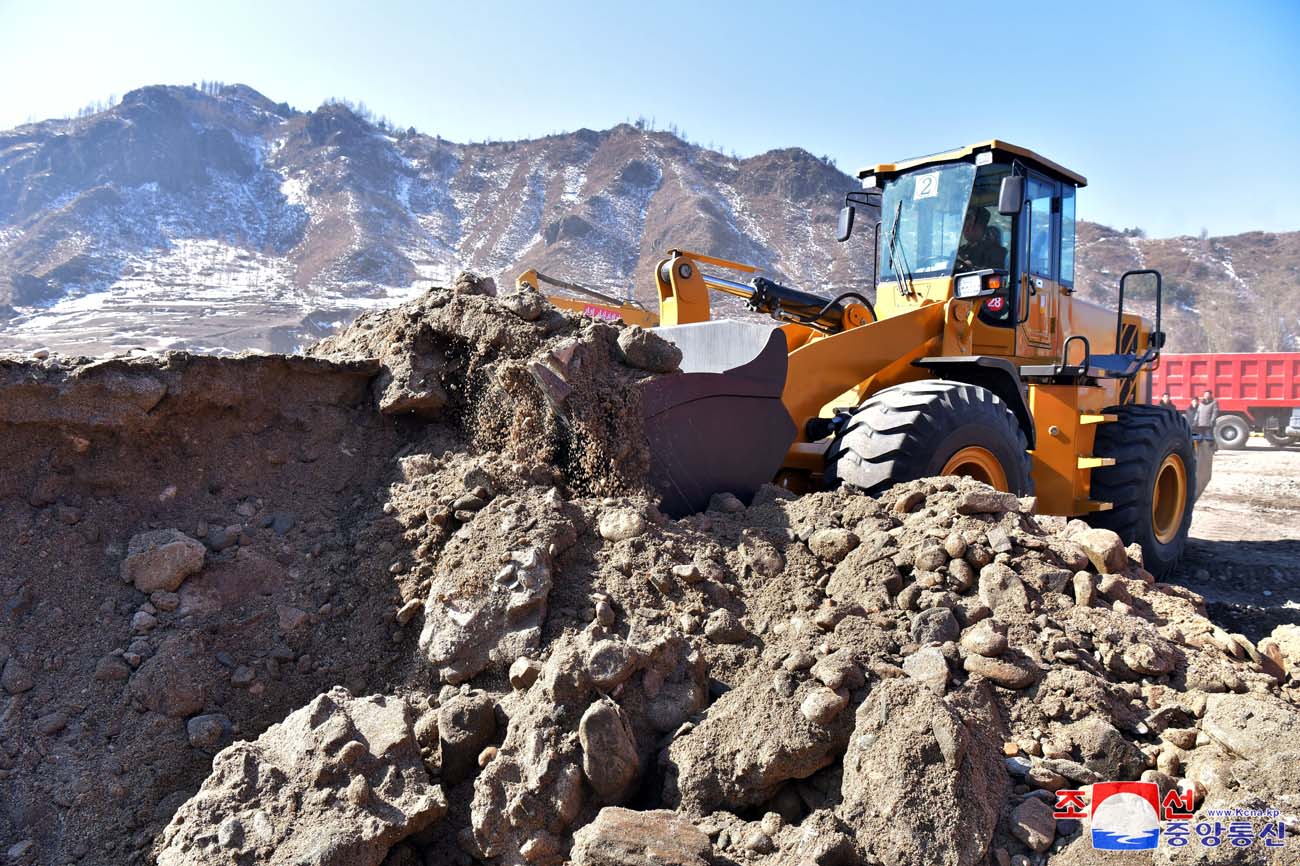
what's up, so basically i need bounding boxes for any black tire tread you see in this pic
[1085,404,1195,578]
[825,379,1033,496]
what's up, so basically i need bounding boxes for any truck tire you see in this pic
[1086,405,1195,579]
[824,380,1033,496]
[1213,415,1250,450]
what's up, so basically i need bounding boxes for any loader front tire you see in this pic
[1085,405,1195,579]
[824,380,1033,496]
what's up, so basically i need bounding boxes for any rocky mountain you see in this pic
[0,83,1295,355]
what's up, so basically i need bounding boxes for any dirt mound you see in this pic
[2,281,1298,866]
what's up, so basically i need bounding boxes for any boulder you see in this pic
[664,666,854,813]
[839,679,1005,866]
[156,689,445,866]
[121,528,205,593]
[579,699,639,802]
[570,808,710,866]
[616,327,682,373]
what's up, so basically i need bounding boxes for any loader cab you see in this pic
[857,140,1084,359]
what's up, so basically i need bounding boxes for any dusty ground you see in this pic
[1177,439,1300,642]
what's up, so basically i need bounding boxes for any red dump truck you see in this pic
[1150,352,1300,449]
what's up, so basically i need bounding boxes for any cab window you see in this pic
[1059,185,1076,288]
[956,164,1012,274]
[1027,177,1054,278]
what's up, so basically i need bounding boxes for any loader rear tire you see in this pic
[824,380,1033,496]
[1085,405,1195,579]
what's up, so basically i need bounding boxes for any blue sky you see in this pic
[1,0,1297,237]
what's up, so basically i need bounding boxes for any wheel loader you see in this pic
[548,141,1214,577]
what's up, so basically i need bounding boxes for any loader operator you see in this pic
[956,206,1008,272]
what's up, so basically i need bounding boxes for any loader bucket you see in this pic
[641,324,797,517]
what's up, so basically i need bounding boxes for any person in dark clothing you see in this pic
[956,207,1008,272]
[1193,390,1219,436]
[1158,393,1173,409]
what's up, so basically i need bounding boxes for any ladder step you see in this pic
[1075,499,1114,513]
[1077,456,1117,469]
[1079,413,1118,425]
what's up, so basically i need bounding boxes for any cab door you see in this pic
[1017,174,1059,352]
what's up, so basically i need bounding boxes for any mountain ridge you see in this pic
[1,83,1295,354]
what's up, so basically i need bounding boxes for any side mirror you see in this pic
[998,176,1024,216]
[837,205,855,242]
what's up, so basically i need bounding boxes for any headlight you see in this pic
[955,274,984,298]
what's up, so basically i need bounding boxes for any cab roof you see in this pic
[858,140,1087,188]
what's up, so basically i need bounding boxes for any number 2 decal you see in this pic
[914,172,940,200]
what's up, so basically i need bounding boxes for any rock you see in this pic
[420,544,557,684]
[438,690,497,784]
[956,489,1021,514]
[131,610,157,632]
[586,639,638,690]
[664,664,853,813]
[1010,797,1055,853]
[270,512,296,536]
[5,840,35,862]
[1067,718,1145,780]
[276,605,310,631]
[708,492,746,513]
[121,528,205,593]
[579,699,639,802]
[960,621,1007,657]
[894,490,925,513]
[129,639,208,717]
[35,711,67,735]
[810,650,865,690]
[599,510,647,542]
[1202,692,1300,762]
[509,657,543,690]
[453,270,497,296]
[743,828,775,854]
[186,713,232,750]
[93,654,131,682]
[704,609,748,644]
[948,558,976,592]
[1074,528,1128,573]
[501,287,546,321]
[963,653,1039,689]
[977,563,1031,616]
[1,659,34,694]
[157,689,445,866]
[911,608,960,645]
[395,599,422,626]
[570,808,710,866]
[986,527,1014,553]
[151,590,180,612]
[617,326,682,373]
[1270,623,1300,658]
[903,646,949,695]
[839,679,1004,866]
[1072,571,1096,607]
[915,545,949,571]
[808,528,859,563]
[800,687,849,725]
[1097,574,1131,604]
[670,563,703,584]
[1120,642,1174,676]
[471,635,655,859]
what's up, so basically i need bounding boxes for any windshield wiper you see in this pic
[885,200,916,296]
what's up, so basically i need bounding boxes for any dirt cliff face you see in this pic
[1,285,1298,866]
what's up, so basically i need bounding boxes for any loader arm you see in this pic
[780,301,947,470]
